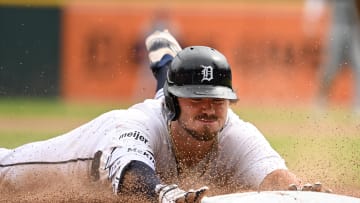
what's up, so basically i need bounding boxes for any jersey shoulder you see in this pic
[90,98,166,130]
[128,98,165,119]
[221,109,265,139]
[122,98,167,131]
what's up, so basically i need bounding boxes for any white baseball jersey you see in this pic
[0,90,286,192]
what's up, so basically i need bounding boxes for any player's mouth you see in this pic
[195,115,218,123]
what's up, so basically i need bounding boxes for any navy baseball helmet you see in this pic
[164,46,237,121]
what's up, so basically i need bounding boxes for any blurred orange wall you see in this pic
[61,2,352,105]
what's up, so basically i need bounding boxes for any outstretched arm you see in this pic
[259,169,301,191]
[259,169,332,192]
[121,161,208,203]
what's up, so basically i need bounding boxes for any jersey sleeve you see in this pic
[154,88,164,99]
[97,109,162,193]
[220,110,288,189]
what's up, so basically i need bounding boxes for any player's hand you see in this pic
[288,182,333,193]
[155,184,208,203]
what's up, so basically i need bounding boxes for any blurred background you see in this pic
[0,0,341,105]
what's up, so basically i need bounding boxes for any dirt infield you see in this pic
[0,173,246,202]
[1,167,359,202]
[1,181,359,202]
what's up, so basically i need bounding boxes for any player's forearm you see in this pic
[259,169,301,191]
[120,160,161,200]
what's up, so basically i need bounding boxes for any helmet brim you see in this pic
[168,85,238,100]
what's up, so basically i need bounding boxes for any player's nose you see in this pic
[200,100,215,113]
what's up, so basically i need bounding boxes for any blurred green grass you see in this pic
[0,97,127,147]
[0,98,359,189]
[237,104,360,188]
[0,97,124,118]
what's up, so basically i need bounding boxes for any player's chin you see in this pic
[196,128,219,141]
[199,134,217,141]
[191,133,216,142]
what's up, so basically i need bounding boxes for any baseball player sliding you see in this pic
[0,30,326,203]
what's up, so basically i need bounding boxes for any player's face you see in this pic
[176,97,229,141]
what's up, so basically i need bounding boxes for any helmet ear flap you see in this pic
[164,82,180,121]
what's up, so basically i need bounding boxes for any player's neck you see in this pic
[170,122,216,167]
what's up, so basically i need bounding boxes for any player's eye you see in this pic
[212,98,226,104]
[190,98,202,103]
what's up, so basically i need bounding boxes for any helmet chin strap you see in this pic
[163,101,177,122]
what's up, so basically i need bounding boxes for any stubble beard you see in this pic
[178,120,218,142]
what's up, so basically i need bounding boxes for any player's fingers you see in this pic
[312,182,322,192]
[174,189,196,203]
[191,186,209,203]
[176,186,208,203]
[175,195,186,203]
[288,184,299,191]
[302,183,313,191]
[178,189,195,203]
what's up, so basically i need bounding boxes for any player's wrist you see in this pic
[155,184,180,203]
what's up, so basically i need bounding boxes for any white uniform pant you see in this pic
[0,148,97,192]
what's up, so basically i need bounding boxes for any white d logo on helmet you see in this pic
[200,65,214,82]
